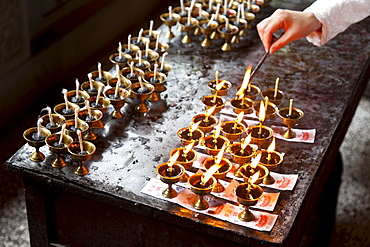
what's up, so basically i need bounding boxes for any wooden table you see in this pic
[5,1,370,246]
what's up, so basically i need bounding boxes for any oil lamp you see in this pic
[207,70,232,96]
[66,79,90,108]
[54,90,80,120]
[169,142,197,182]
[149,31,169,56]
[177,121,204,146]
[45,124,73,168]
[192,105,218,134]
[188,172,217,210]
[64,109,89,141]
[88,87,110,114]
[130,77,155,113]
[40,106,66,133]
[156,151,186,198]
[121,34,140,57]
[121,61,145,83]
[229,5,247,41]
[202,145,232,192]
[179,14,199,43]
[141,40,160,64]
[202,121,230,156]
[131,28,146,50]
[144,64,167,102]
[236,65,261,101]
[238,153,269,184]
[89,62,112,85]
[81,73,105,97]
[201,94,226,114]
[217,19,239,51]
[104,76,130,119]
[230,86,254,115]
[261,77,284,106]
[248,101,274,149]
[277,99,304,139]
[235,172,264,222]
[160,7,181,39]
[68,130,96,176]
[254,97,278,120]
[23,118,51,162]
[108,75,131,93]
[228,133,256,175]
[258,138,284,185]
[132,50,151,72]
[142,20,158,42]
[78,103,104,140]
[220,111,247,143]
[199,14,218,47]
[155,52,172,76]
[109,42,133,67]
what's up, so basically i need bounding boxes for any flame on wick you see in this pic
[184,142,194,155]
[240,64,252,92]
[250,152,261,169]
[201,163,222,186]
[215,144,226,165]
[205,105,217,117]
[267,137,276,153]
[241,133,252,150]
[259,100,265,122]
[215,80,226,91]
[236,87,245,100]
[168,150,180,167]
[190,120,201,133]
[250,170,260,184]
[235,111,244,124]
[213,121,222,139]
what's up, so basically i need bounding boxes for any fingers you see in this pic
[257,9,285,53]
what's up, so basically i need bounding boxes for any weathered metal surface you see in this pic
[5,0,370,246]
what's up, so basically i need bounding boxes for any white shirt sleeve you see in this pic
[303,0,370,46]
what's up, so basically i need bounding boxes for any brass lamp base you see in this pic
[52,155,67,168]
[30,150,45,162]
[162,185,178,198]
[263,174,275,185]
[283,127,296,139]
[75,163,89,176]
[192,195,209,210]
[238,206,256,222]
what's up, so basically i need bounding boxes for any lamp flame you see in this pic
[240,64,252,92]
[205,105,217,117]
[259,100,265,122]
[236,87,245,100]
[168,150,180,170]
[190,121,201,133]
[235,111,244,124]
[215,80,226,91]
[250,170,260,184]
[250,152,261,169]
[267,137,276,153]
[215,144,226,165]
[241,133,252,150]
[213,121,222,139]
[201,163,222,186]
[184,142,194,154]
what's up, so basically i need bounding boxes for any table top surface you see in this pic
[5,0,370,246]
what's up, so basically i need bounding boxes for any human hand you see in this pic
[257,9,322,54]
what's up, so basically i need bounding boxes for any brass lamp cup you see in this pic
[109,53,132,67]
[193,18,208,36]
[89,70,113,85]
[40,114,66,133]
[120,67,144,83]
[156,163,185,198]
[140,50,160,64]
[230,97,254,115]
[217,24,239,51]
[81,80,105,97]
[130,82,155,113]
[245,12,256,29]
[258,150,284,185]
[254,100,278,120]
[236,84,261,101]
[78,109,104,140]
[238,163,269,185]
[203,157,232,193]
[235,183,263,222]
[199,20,219,47]
[220,121,247,143]
[108,77,132,91]
[143,71,167,101]
[142,30,160,43]
[68,141,96,176]
[121,44,140,57]
[207,79,232,96]
[66,90,90,108]
[192,114,218,134]
[160,12,181,39]
[54,103,80,120]
[104,88,129,119]
[149,42,169,56]
[130,59,151,72]
[179,17,199,44]
[261,88,284,106]
[177,127,204,147]
[130,37,146,50]
[87,97,111,114]
[248,125,274,149]
[170,147,198,183]
[45,133,73,168]
[188,173,217,210]
[227,143,256,177]
[201,95,226,114]
[64,119,89,141]
[277,107,304,139]
[23,127,51,162]
[202,135,230,156]
[229,18,248,42]
[151,63,172,76]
